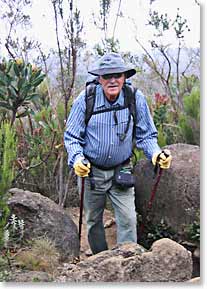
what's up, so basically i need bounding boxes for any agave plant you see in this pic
[0,59,45,126]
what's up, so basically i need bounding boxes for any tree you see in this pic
[93,0,121,55]
[133,4,200,113]
[52,0,84,121]
[0,0,35,61]
[50,0,85,206]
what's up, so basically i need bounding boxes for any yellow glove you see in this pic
[73,157,91,177]
[152,149,172,169]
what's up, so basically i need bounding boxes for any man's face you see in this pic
[99,73,125,101]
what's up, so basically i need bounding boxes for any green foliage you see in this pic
[93,0,121,55]
[144,6,195,119]
[148,10,170,37]
[0,214,25,280]
[151,93,170,146]
[132,148,145,166]
[172,8,191,39]
[14,102,71,205]
[183,87,200,120]
[19,105,63,165]
[0,123,17,191]
[152,93,169,125]
[145,218,176,249]
[138,216,176,249]
[30,104,64,155]
[157,126,167,147]
[185,211,200,243]
[0,122,17,248]
[99,0,111,31]
[153,105,168,127]
[34,81,50,109]
[178,87,200,145]
[149,87,200,146]
[179,74,200,97]
[94,37,120,55]
[0,256,11,282]
[0,58,45,125]
[148,8,190,43]
[179,115,194,142]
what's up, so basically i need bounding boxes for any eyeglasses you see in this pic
[101,73,123,80]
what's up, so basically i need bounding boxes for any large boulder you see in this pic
[7,188,79,261]
[58,238,192,282]
[134,143,200,239]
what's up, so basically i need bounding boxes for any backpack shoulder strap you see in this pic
[85,79,98,125]
[123,83,137,124]
[123,83,137,139]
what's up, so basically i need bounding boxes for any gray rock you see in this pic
[134,143,200,239]
[8,270,53,282]
[187,277,200,283]
[60,238,192,282]
[8,188,79,261]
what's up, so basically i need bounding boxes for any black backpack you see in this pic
[84,78,137,140]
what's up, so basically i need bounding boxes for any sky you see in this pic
[26,0,200,54]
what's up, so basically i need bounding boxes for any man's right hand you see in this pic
[73,157,91,177]
[152,149,172,169]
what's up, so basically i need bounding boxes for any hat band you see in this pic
[91,67,132,76]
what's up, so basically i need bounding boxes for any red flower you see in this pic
[155,93,169,106]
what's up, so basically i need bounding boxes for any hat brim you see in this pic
[88,67,136,79]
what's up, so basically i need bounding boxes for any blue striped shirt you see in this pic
[64,84,161,168]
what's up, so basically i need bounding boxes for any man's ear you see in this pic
[98,76,102,85]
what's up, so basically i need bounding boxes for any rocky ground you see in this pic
[4,207,200,283]
[3,207,118,282]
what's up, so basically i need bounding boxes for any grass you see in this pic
[15,236,60,274]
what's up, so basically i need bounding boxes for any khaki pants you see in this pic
[78,165,137,254]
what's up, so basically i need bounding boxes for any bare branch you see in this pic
[112,0,122,41]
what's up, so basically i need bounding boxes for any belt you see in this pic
[86,157,131,171]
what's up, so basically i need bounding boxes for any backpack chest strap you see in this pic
[92,104,128,116]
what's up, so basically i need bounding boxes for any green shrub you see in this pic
[157,126,167,147]
[137,217,176,249]
[0,58,45,125]
[0,122,17,248]
[178,87,200,145]
[132,148,145,166]
[183,87,200,120]
[185,211,200,244]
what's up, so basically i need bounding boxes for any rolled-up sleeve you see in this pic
[135,90,161,159]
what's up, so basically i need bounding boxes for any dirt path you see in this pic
[67,207,117,259]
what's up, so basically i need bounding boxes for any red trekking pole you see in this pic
[138,167,163,237]
[138,150,170,238]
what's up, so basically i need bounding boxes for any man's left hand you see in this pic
[152,149,172,169]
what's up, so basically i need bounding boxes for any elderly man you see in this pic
[64,53,172,254]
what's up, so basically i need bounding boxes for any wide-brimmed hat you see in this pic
[88,53,136,78]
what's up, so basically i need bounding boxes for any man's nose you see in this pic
[109,77,116,82]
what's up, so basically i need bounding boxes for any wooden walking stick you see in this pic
[79,176,85,243]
